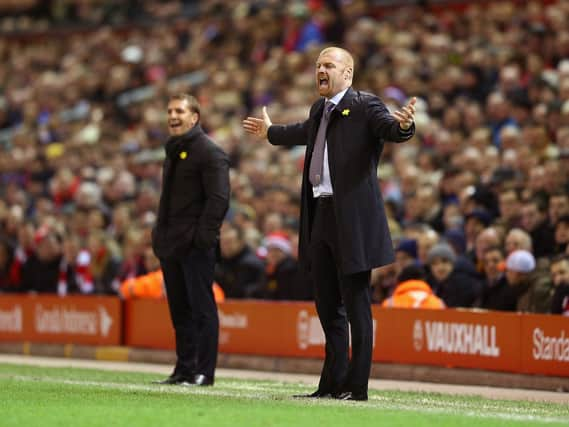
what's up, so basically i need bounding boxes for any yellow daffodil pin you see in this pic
[180,151,187,159]
[342,109,350,116]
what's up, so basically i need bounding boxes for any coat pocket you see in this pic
[151,223,196,259]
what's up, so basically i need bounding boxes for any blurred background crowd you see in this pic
[0,0,568,314]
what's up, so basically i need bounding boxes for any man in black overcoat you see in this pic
[152,94,230,386]
[243,47,416,400]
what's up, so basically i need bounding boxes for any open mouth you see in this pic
[169,121,182,128]
[318,76,329,89]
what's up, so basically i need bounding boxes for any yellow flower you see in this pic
[180,151,187,159]
[342,109,350,116]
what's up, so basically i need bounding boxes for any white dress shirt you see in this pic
[312,88,349,198]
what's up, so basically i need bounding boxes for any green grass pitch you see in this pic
[0,363,567,426]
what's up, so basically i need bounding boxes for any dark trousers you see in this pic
[309,197,372,396]
[160,247,219,378]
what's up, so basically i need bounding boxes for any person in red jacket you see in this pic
[382,265,445,309]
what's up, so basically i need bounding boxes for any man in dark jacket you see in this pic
[426,242,482,308]
[152,94,230,387]
[520,198,555,259]
[480,249,538,312]
[215,223,265,298]
[243,47,416,401]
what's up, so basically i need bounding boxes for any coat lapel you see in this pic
[307,88,356,147]
[305,88,356,174]
[307,98,326,150]
[330,87,356,122]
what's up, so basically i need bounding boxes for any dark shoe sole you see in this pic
[293,391,333,399]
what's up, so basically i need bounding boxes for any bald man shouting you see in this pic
[243,47,416,401]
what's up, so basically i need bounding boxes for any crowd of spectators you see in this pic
[0,0,568,315]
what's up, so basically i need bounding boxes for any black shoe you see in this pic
[192,374,214,386]
[153,375,181,385]
[152,374,193,385]
[335,391,368,401]
[293,390,332,399]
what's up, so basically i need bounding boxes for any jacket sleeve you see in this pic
[366,96,415,143]
[194,145,230,250]
[267,120,310,146]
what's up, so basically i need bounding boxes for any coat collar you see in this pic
[166,124,204,145]
[311,87,356,120]
[333,87,356,115]
[164,124,204,158]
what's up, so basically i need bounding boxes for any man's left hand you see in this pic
[392,97,416,130]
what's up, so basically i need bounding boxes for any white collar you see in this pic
[327,87,349,106]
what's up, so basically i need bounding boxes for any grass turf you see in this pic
[0,363,567,427]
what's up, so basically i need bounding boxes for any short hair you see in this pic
[169,94,201,116]
[506,228,533,251]
[397,264,426,283]
[318,47,354,74]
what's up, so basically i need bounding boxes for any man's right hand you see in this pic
[242,106,272,139]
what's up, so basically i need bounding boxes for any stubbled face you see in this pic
[315,49,352,98]
[167,99,199,136]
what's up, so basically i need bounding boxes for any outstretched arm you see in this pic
[243,106,310,147]
[391,97,416,130]
[367,96,417,142]
[242,106,272,139]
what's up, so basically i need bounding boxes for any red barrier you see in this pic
[374,309,568,376]
[520,314,569,377]
[373,308,522,372]
[124,299,173,350]
[124,300,568,377]
[125,299,326,358]
[0,295,121,345]
[2,295,568,377]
